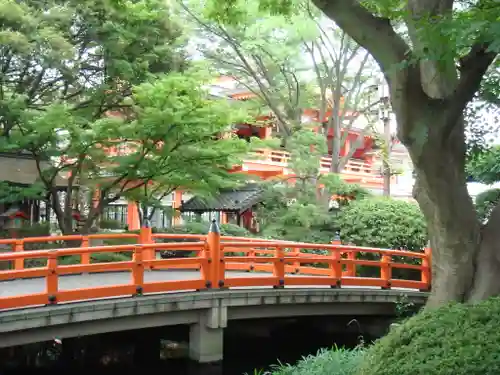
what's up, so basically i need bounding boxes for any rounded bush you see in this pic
[337,197,427,251]
[357,298,500,375]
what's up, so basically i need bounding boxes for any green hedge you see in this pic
[357,297,500,375]
[254,346,364,375]
[337,198,428,280]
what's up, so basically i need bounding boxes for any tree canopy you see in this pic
[182,0,383,172]
[258,129,370,243]
[0,0,252,234]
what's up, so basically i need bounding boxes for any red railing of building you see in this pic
[250,149,381,177]
[0,225,431,310]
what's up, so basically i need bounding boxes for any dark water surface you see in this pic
[0,316,381,375]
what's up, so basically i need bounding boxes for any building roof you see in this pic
[0,153,71,188]
[180,183,265,213]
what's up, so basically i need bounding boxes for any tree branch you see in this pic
[443,43,498,139]
[311,0,410,75]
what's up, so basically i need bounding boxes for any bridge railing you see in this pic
[0,222,431,310]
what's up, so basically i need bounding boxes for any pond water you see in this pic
[0,316,381,375]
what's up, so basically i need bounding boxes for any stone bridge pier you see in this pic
[189,302,227,363]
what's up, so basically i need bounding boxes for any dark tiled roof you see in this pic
[180,183,264,213]
[0,153,71,187]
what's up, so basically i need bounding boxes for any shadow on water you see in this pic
[0,316,385,375]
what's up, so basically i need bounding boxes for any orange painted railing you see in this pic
[0,224,431,310]
[249,149,382,177]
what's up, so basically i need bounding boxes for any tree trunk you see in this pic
[405,101,500,307]
[310,0,498,307]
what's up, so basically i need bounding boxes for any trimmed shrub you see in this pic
[475,188,500,222]
[337,198,427,280]
[357,297,500,375]
[256,346,364,375]
[99,219,125,230]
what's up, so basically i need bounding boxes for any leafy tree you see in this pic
[182,1,381,173]
[258,129,371,243]
[0,0,185,232]
[0,69,251,234]
[0,0,253,234]
[208,0,500,306]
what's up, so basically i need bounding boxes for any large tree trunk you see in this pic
[312,0,498,307]
[404,93,500,307]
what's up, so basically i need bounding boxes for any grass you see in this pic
[249,346,365,375]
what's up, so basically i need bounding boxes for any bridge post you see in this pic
[13,240,24,271]
[139,224,154,268]
[207,220,224,289]
[189,302,226,363]
[421,247,432,291]
[81,236,90,266]
[380,254,392,289]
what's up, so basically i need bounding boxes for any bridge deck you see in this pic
[0,270,417,299]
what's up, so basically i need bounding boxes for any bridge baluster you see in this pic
[139,226,154,267]
[330,249,342,287]
[132,245,144,294]
[207,220,224,288]
[273,246,285,288]
[13,240,24,271]
[81,236,90,265]
[46,251,58,304]
[421,248,432,291]
[380,254,392,289]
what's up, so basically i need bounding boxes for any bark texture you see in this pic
[313,0,499,306]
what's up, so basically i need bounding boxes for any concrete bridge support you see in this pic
[189,304,227,363]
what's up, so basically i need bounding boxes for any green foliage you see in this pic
[0,0,252,234]
[475,188,500,222]
[337,197,427,251]
[258,130,371,243]
[155,221,253,237]
[357,297,500,375]
[467,145,500,185]
[185,0,378,150]
[99,219,125,230]
[253,346,364,375]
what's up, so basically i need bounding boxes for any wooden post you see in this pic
[421,247,432,291]
[247,248,255,272]
[13,240,24,271]
[380,253,392,289]
[139,224,154,268]
[81,236,90,265]
[273,246,285,288]
[207,220,223,289]
[330,248,342,288]
[46,251,58,305]
[132,245,144,296]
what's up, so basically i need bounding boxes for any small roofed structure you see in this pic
[180,183,265,232]
[0,152,74,232]
[0,152,71,187]
[0,206,29,237]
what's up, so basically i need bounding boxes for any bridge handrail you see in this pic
[0,224,431,310]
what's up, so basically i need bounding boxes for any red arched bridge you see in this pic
[0,221,430,362]
[0,221,431,311]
